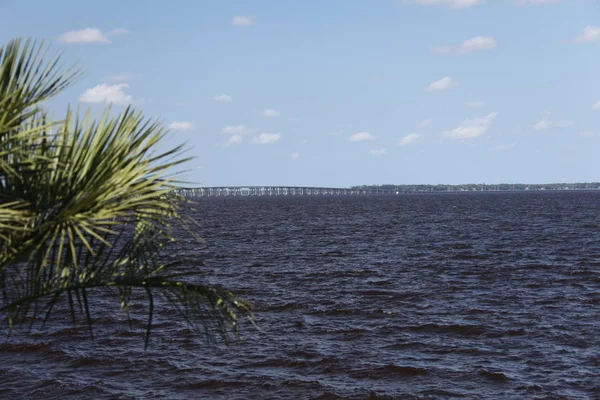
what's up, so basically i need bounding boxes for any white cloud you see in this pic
[222,125,251,135]
[575,26,600,43]
[232,16,255,26]
[262,108,280,117]
[169,121,193,131]
[79,83,132,105]
[426,76,458,92]
[533,119,573,130]
[58,28,109,43]
[213,94,233,103]
[402,0,483,9]
[226,134,244,146]
[398,133,423,146]
[580,130,594,138]
[290,152,300,160]
[431,45,453,54]
[349,132,375,142]
[369,148,388,156]
[109,28,129,36]
[459,36,496,53]
[328,130,343,136]
[417,118,432,129]
[593,101,600,109]
[466,100,485,108]
[515,0,560,5]
[442,112,498,139]
[252,133,281,144]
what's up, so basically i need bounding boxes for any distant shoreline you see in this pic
[352,183,600,193]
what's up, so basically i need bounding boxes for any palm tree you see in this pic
[0,38,246,348]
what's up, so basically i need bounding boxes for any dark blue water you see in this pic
[2,192,600,399]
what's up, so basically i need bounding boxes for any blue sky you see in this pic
[1,0,600,187]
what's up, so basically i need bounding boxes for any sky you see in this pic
[1,0,600,187]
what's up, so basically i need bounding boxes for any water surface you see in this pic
[2,192,600,399]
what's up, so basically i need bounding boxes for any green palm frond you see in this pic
[0,38,248,348]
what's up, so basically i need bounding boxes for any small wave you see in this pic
[478,369,509,382]
[383,341,436,351]
[69,356,110,367]
[261,302,302,312]
[451,252,488,260]
[419,389,468,398]
[322,250,346,257]
[325,327,367,334]
[519,263,554,270]
[0,341,58,354]
[403,323,488,337]
[245,358,317,369]
[178,379,247,389]
[517,384,543,392]
[366,279,394,287]
[308,269,380,279]
[310,392,346,400]
[350,364,429,379]
[358,289,397,297]
[285,349,321,359]
[309,308,364,316]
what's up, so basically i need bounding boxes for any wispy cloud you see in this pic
[593,101,600,109]
[328,130,343,136]
[398,133,423,146]
[580,130,594,138]
[290,152,300,160]
[432,36,496,55]
[349,132,375,142]
[442,112,498,139]
[224,134,244,147]
[169,121,193,131]
[532,111,572,131]
[79,83,132,105]
[107,74,134,82]
[533,119,573,130]
[232,16,256,26]
[213,94,233,103]
[58,28,110,43]
[515,0,560,5]
[369,148,388,156]
[109,28,129,36]
[417,118,432,129]
[252,133,281,144]
[575,26,600,43]
[222,125,252,135]
[466,100,485,108]
[262,108,280,117]
[459,36,496,53]
[402,0,483,9]
[426,76,458,91]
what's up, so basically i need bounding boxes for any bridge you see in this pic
[175,186,396,197]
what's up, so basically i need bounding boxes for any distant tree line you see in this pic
[351,182,600,193]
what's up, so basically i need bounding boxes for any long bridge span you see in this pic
[176,186,396,197]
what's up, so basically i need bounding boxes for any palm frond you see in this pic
[0,38,249,347]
